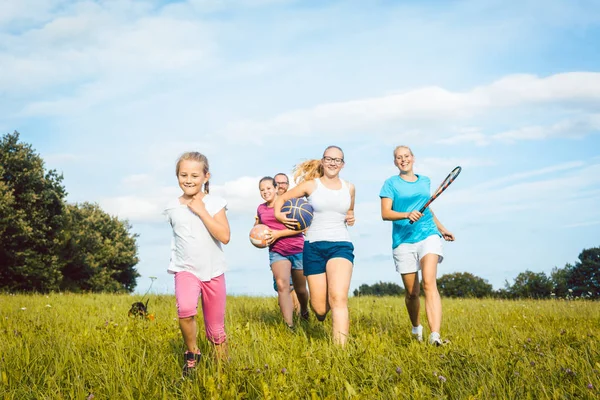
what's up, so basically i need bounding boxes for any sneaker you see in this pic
[429,332,442,346]
[182,351,201,378]
[411,325,423,342]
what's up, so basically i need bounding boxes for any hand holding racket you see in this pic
[409,166,462,224]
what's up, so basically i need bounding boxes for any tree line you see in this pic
[354,246,600,299]
[0,132,139,293]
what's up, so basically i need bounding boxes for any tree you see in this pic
[567,247,600,299]
[0,132,67,291]
[550,266,570,298]
[0,131,140,293]
[505,270,553,299]
[437,272,493,298]
[353,281,405,297]
[61,202,140,293]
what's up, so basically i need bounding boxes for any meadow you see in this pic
[0,294,598,399]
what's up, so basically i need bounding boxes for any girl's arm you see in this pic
[381,198,423,223]
[273,181,316,228]
[431,210,454,241]
[266,228,302,245]
[345,182,356,226]
[188,199,231,244]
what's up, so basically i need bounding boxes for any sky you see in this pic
[1,0,599,296]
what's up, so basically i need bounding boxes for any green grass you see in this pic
[1,294,598,399]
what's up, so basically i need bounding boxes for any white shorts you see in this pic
[393,235,444,275]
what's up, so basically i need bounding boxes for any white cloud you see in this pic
[220,72,600,143]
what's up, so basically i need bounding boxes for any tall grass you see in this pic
[1,294,598,399]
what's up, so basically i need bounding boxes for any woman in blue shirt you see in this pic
[380,145,455,346]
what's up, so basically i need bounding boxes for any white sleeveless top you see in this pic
[305,178,352,243]
[163,195,228,281]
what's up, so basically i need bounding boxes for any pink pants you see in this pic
[174,271,227,344]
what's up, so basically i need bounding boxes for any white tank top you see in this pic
[305,178,352,243]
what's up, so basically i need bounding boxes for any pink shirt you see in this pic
[256,203,304,256]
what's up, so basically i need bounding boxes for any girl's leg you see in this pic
[400,272,421,328]
[199,274,228,361]
[291,268,309,318]
[306,273,329,320]
[174,272,202,353]
[326,258,353,346]
[420,254,441,334]
[272,260,294,326]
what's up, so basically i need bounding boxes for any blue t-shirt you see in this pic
[379,175,440,249]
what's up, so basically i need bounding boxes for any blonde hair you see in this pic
[175,152,210,194]
[394,145,414,157]
[293,145,344,184]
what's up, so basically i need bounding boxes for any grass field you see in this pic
[1,293,598,399]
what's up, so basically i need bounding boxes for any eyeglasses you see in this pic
[275,181,289,185]
[322,156,344,165]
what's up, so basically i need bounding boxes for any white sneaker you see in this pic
[411,325,423,342]
[429,332,442,346]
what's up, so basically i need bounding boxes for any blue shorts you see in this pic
[269,252,304,270]
[303,241,354,276]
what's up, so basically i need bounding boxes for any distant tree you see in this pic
[61,202,140,293]
[550,266,570,298]
[566,247,600,299]
[437,272,493,298]
[353,281,405,297]
[505,270,553,299]
[0,132,67,291]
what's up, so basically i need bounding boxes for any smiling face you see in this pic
[321,146,345,178]
[393,146,414,174]
[259,179,276,203]
[177,159,208,197]
[274,174,289,196]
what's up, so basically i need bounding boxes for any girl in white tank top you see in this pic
[274,145,356,347]
[305,178,352,243]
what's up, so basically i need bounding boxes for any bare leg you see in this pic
[179,317,198,352]
[306,273,328,320]
[272,260,294,326]
[400,272,421,328]
[326,258,353,346]
[291,269,309,318]
[421,254,441,333]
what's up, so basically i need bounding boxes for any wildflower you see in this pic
[438,375,447,383]
[530,361,535,367]
[87,394,95,400]
[281,368,287,374]
[526,338,532,343]
[20,307,26,311]
[45,304,52,308]
[588,383,593,390]
[264,364,269,369]
[396,367,402,374]
[256,369,261,373]
[568,289,573,293]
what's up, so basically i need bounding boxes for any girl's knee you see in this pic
[205,326,227,344]
[328,293,348,308]
[422,280,438,293]
[177,303,198,319]
[405,290,420,301]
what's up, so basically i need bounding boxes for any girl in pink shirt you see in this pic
[255,176,309,328]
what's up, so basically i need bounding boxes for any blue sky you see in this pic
[1,0,599,295]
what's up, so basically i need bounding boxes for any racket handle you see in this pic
[408,205,428,225]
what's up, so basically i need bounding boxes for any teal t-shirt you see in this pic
[379,175,440,249]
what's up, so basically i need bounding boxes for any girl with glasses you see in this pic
[274,145,355,346]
